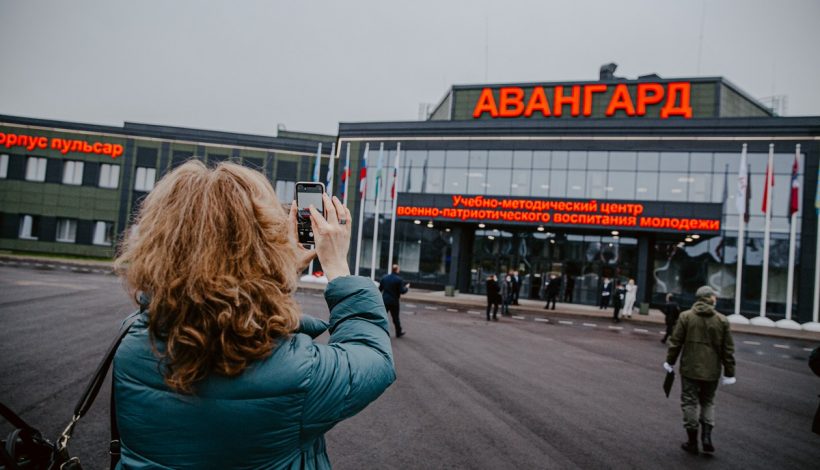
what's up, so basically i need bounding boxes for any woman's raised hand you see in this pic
[308,194,352,282]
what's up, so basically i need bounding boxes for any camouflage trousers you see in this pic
[681,376,719,430]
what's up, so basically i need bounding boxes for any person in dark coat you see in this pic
[660,292,681,344]
[599,277,612,309]
[563,275,575,303]
[511,270,522,305]
[544,274,561,310]
[380,264,410,337]
[612,280,625,323]
[485,274,501,321]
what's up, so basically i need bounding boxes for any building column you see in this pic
[455,226,475,293]
[637,235,653,305]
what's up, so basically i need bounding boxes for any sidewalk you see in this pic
[3,252,818,342]
[299,280,820,342]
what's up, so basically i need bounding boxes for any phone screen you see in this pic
[296,182,325,245]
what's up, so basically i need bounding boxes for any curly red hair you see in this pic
[115,160,300,393]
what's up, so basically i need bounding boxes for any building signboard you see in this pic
[396,193,722,234]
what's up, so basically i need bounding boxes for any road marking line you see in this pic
[467,311,481,315]
[583,323,597,328]
[446,308,458,312]
[608,326,623,330]
[406,304,417,308]
[743,341,761,345]
[534,318,550,323]
[780,354,791,359]
[512,315,525,320]
[558,320,573,325]
[424,306,438,310]
[634,328,649,333]
[658,331,666,335]
[805,348,815,352]
[773,344,790,349]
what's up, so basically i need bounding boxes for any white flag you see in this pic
[735,146,747,214]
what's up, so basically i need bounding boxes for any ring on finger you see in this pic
[339,218,347,225]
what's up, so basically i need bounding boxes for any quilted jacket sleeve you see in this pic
[300,276,396,438]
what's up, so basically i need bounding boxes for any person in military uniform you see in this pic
[664,286,736,455]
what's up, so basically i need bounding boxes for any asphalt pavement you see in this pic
[1,265,818,469]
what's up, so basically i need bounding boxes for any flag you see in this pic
[735,148,747,215]
[405,161,413,192]
[421,155,428,193]
[312,143,322,182]
[340,165,350,202]
[789,153,799,216]
[761,163,774,213]
[744,164,751,223]
[390,161,398,200]
[721,164,729,204]
[359,144,369,198]
[373,146,384,207]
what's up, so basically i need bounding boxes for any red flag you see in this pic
[789,155,799,216]
[762,164,774,213]
[390,166,397,200]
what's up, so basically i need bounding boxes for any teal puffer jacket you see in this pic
[113,276,396,469]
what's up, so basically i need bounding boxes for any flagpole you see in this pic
[370,143,385,281]
[808,171,820,331]
[325,142,336,196]
[753,143,776,326]
[354,143,370,276]
[729,144,750,324]
[342,142,351,207]
[778,144,802,329]
[387,143,401,269]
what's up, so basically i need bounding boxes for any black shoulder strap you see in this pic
[72,309,142,419]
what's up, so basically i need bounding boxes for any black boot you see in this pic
[701,423,714,453]
[681,428,699,454]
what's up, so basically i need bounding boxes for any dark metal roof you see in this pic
[339,116,820,139]
[0,114,335,154]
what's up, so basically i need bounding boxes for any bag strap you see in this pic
[56,307,143,457]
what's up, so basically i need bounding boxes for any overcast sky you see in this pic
[1,0,818,136]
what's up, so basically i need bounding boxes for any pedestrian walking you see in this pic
[563,275,575,303]
[599,277,612,309]
[511,270,522,305]
[663,286,736,456]
[623,278,637,318]
[486,274,501,321]
[660,293,681,344]
[112,161,395,469]
[380,264,410,338]
[501,274,513,316]
[544,274,561,310]
[612,280,625,322]
[810,346,820,435]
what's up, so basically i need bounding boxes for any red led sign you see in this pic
[397,195,720,232]
[473,82,693,119]
[0,132,124,159]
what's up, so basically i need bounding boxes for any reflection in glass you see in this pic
[485,167,511,195]
[425,167,444,193]
[403,150,427,168]
[552,151,569,169]
[635,171,658,199]
[609,152,637,172]
[607,171,636,199]
[637,152,659,171]
[567,171,584,197]
[446,150,469,167]
[586,171,607,198]
[689,152,713,173]
[549,170,567,197]
[511,169,531,196]
[467,169,487,194]
[489,150,513,168]
[530,170,549,196]
[513,150,533,169]
[587,151,608,170]
[444,167,468,191]
[658,173,688,201]
[532,151,550,169]
[568,151,587,170]
[689,172,713,202]
[660,152,689,172]
[470,150,489,169]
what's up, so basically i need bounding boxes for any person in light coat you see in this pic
[622,278,637,318]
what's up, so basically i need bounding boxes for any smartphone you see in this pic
[296,182,325,245]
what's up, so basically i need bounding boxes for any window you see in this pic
[25,157,47,182]
[134,167,156,192]
[275,180,295,202]
[62,160,84,185]
[99,164,120,189]
[18,215,38,240]
[0,154,8,178]
[93,221,114,246]
[56,219,77,243]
